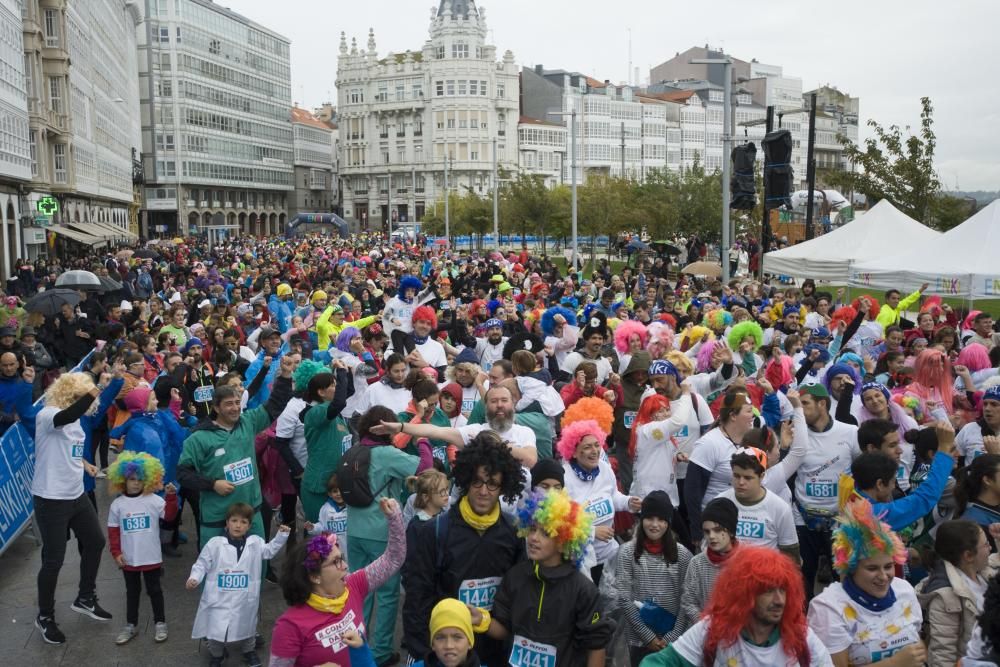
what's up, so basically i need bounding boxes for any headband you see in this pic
[648,359,680,380]
[485,318,503,330]
[860,381,890,402]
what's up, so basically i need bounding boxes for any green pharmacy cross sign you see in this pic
[36,196,59,216]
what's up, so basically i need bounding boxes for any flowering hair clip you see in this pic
[303,532,338,571]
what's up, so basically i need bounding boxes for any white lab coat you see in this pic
[189,531,288,642]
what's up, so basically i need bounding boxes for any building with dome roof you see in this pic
[336,1,518,232]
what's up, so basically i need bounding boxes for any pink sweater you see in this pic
[269,511,405,666]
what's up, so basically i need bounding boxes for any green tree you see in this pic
[928,193,975,232]
[458,191,492,252]
[634,167,682,240]
[676,156,723,242]
[577,175,631,269]
[504,173,560,255]
[826,97,941,224]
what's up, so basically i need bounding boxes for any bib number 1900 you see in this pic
[217,572,249,590]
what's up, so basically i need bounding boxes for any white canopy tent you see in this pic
[762,199,940,282]
[849,199,1000,300]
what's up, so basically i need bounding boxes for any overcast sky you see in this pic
[225,0,999,191]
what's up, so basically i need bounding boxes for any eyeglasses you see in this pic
[322,555,347,569]
[470,478,501,492]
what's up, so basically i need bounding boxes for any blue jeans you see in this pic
[349,536,400,662]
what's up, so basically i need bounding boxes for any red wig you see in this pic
[703,546,809,666]
[412,305,437,328]
[850,295,880,320]
[828,305,858,332]
[629,394,671,459]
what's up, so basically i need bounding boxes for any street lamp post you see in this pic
[444,155,450,240]
[493,137,499,250]
[691,57,733,283]
[548,109,578,271]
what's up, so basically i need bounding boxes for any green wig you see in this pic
[727,320,764,352]
[293,359,330,392]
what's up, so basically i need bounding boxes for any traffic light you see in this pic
[730,142,757,210]
[762,130,793,210]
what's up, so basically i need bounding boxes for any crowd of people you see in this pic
[7,231,1000,667]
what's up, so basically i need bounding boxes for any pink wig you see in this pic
[964,310,983,331]
[957,343,992,373]
[614,320,649,354]
[645,321,675,359]
[914,348,954,413]
[696,339,726,373]
[556,419,609,460]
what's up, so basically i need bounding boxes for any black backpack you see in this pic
[337,444,391,507]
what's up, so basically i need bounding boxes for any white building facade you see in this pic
[516,116,565,188]
[336,0,519,231]
[138,0,293,240]
[0,0,30,275]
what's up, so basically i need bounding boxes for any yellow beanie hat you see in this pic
[277,283,293,297]
[429,598,474,645]
[311,290,328,304]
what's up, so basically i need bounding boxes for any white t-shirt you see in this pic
[32,405,87,500]
[562,457,630,565]
[718,488,798,550]
[458,384,480,418]
[310,499,349,564]
[689,428,759,509]
[562,351,612,384]
[638,389,716,479]
[673,618,833,667]
[458,422,537,490]
[107,493,167,568]
[275,396,308,468]
[475,337,507,371]
[629,398,692,505]
[354,380,410,416]
[808,579,922,666]
[415,338,448,370]
[793,421,861,525]
[957,421,990,462]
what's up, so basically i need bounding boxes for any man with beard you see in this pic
[474,317,506,372]
[640,545,831,667]
[383,385,538,471]
[763,303,802,348]
[562,311,613,383]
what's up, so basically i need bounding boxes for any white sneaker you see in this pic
[115,624,137,645]
[154,622,168,642]
[96,468,107,479]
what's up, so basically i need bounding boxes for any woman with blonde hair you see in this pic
[32,370,123,644]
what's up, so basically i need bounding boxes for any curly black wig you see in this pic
[452,430,525,504]
[979,574,1000,661]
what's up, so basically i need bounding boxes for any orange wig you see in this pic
[561,396,614,435]
[702,545,810,666]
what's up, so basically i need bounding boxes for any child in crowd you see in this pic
[471,488,615,666]
[304,473,349,562]
[186,502,289,667]
[107,451,178,645]
[412,598,484,667]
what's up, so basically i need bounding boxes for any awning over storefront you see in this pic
[67,222,137,241]
[48,225,106,246]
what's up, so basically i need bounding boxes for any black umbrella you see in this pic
[55,269,102,291]
[134,248,160,259]
[98,275,124,293]
[651,241,682,256]
[25,288,81,317]
[627,238,650,252]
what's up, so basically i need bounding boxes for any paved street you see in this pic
[0,480,291,667]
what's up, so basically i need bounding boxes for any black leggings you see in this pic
[124,568,165,625]
[34,494,106,617]
[261,492,298,540]
[173,486,201,547]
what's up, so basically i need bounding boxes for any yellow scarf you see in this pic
[459,496,500,534]
[306,590,350,615]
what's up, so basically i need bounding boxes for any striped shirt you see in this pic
[615,540,693,647]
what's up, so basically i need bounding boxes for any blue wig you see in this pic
[824,363,861,395]
[802,343,831,364]
[399,276,423,295]
[486,299,502,315]
[837,351,864,369]
[541,306,577,337]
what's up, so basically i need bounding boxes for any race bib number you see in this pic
[672,425,690,439]
[341,434,353,455]
[217,571,249,590]
[314,610,362,652]
[871,648,901,662]
[461,399,476,415]
[71,442,85,460]
[122,514,151,532]
[325,518,347,534]
[805,481,836,498]
[623,411,637,429]
[223,457,255,486]
[585,498,614,521]
[896,464,906,480]
[193,384,214,403]
[483,360,493,372]
[510,636,557,667]
[458,576,502,610]
[433,445,447,463]
[736,520,765,539]
[973,448,986,460]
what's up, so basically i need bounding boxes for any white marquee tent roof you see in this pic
[762,199,940,282]
[849,199,1000,299]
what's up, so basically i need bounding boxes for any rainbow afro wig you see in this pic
[831,497,906,578]
[293,359,330,392]
[556,419,608,460]
[892,394,923,422]
[108,451,164,494]
[516,488,593,568]
[561,396,613,434]
[614,320,648,354]
[702,309,733,332]
[727,320,764,352]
